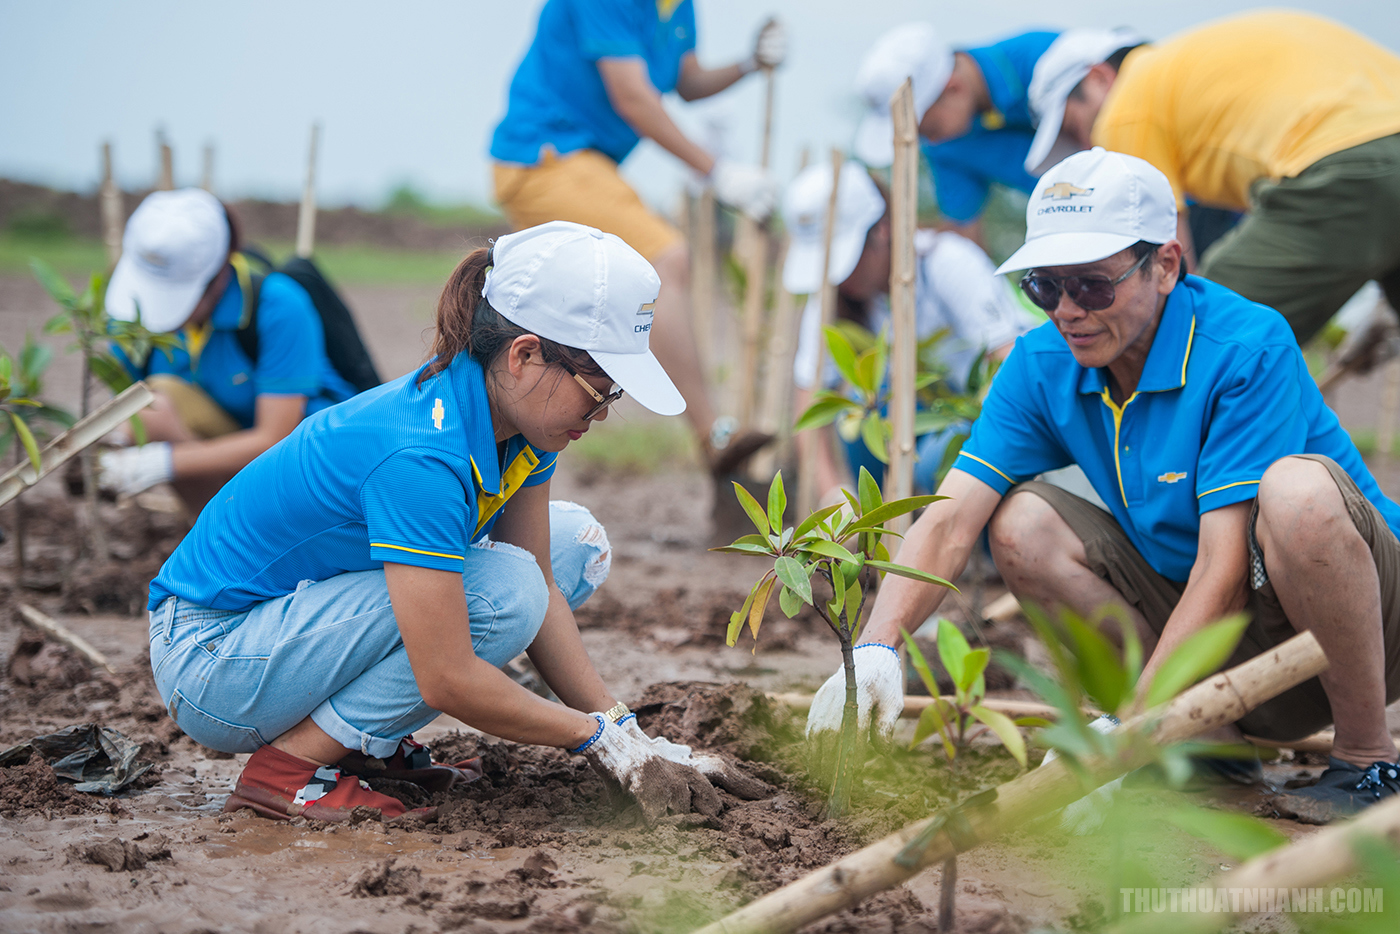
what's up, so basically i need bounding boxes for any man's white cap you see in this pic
[482,221,684,416]
[995,147,1176,274]
[853,24,953,167]
[782,162,886,294]
[1024,27,1143,175]
[105,188,230,333]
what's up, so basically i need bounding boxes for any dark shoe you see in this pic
[336,736,482,793]
[224,745,439,822]
[1122,748,1263,790]
[1273,757,1400,824]
[708,428,774,478]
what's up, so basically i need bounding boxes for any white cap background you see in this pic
[1024,27,1144,175]
[105,188,230,332]
[996,147,1177,274]
[853,24,953,167]
[482,221,684,416]
[781,162,887,295]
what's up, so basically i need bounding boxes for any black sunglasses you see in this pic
[562,363,624,420]
[1019,249,1153,312]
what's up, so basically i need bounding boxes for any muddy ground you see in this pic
[2,271,1400,933]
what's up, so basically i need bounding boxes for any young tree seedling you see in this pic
[713,466,953,817]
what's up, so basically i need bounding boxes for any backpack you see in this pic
[236,247,383,394]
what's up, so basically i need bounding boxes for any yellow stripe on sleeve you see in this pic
[1197,480,1260,499]
[370,543,465,561]
[956,452,1016,485]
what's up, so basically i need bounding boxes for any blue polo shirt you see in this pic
[957,275,1400,582]
[922,30,1058,223]
[147,353,558,611]
[490,0,697,166]
[116,269,355,428]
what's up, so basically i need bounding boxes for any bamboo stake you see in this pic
[796,149,845,516]
[156,129,174,191]
[295,123,321,259]
[18,604,116,675]
[771,692,1066,721]
[201,142,215,193]
[695,631,1329,934]
[887,79,919,533]
[735,66,777,429]
[99,142,123,268]
[691,188,718,377]
[0,383,154,509]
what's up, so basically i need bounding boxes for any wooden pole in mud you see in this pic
[694,631,1329,934]
[156,129,174,190]
[734,64,777,430]
[796,149,845,516]
[201,142,215,193]
[886,78,918,533]
[99,142,123,269]
[296,123,321,259]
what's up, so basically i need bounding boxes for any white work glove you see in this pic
[575,715,721,823]
[1039,714,1121,835]
[97,443,173,496]
[748,18,786,70]
[805,643,905,743]
[623,718,768,799]
[709,158,778,221]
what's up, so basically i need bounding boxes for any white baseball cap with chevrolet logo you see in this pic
[781,161,886,295]
[106,188,230,333]
[995,147,1177,275]
[483,220,685,416]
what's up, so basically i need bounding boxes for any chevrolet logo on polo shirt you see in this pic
[1158,471,1188,484]
[1043,183,1094,199]
[431,398,445,430]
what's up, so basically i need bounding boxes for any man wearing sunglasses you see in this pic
[806,147,1400,822]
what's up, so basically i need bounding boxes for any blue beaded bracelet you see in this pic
[616,713,636,727]
[855,642,900,658]
[569,714,606,754]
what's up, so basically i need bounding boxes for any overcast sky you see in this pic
[3,1,1398,211]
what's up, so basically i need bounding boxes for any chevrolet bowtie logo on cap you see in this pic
[1042,182,1094,199]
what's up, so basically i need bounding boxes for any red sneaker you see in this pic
[224,745,437,822]
[336,736,482,792]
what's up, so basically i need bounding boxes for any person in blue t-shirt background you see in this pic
[99,188,356,514]
[147,221,752,824]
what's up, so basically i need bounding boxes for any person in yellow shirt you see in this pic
[1024,10,1400,345]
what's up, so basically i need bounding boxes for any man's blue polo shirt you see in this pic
[490,0,697,166]
[116,268,355,428]
[957,275,1400,582]
[922,30,1058,223]
[147,353,558,611]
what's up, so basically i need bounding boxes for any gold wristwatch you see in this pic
[603,702,631,723]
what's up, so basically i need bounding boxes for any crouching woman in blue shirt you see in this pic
[146,221,740,823]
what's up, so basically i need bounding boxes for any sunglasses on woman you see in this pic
[1019,249,1153,312]
[562,363,625,420]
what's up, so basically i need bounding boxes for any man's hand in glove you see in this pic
[709,159,777,221]
[747,18,786,71]
[97,443,173,496]
[574,714,721,823]
[805,643,904,763]
[622,718,769,800]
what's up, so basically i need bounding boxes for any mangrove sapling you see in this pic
[713,467,954,817]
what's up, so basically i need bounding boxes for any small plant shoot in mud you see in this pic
[713,467,953,817]
[0,336,72,473]
[902,620,1035,767]
[793,322,996,483]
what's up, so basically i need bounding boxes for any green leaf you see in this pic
[88,354,134,393]
[774,556,813,605]
[969,705,1028,768]
[823,326,861,387]
[793,502,845,540]
[778,584,803,618]
[9,412,41,473]
[128,413,148,446]
[708,543,775,556]
[802,539,857,563]
[748,575,777,642]
[900,629,940,697]
[1062,609,1132,716]
[830,557,847,617]
[865,559,958,591]
[766,471,786,535]
[937,619,971,688]
[793,395,859,432]
[853,345,882,396]
[860,413,890,464]
[1143,614,1250,708]
[911,701,956,757]
[731,481,771,536]
[843,574,862,624]
[959,648,990,696]
[1013,716,1054,728]
[29,258,76,307]
[857,466,882,515]
[43,313,72,335]
[1169,805,1287,861]
[727,587,758,647]
[846,495,948,532]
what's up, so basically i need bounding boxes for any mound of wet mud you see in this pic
[0,753,106,818]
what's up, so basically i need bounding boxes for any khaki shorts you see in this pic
[492,149,682,261]
[1199,132,1400,346]
[1008,454,1400,741]
[146,374,241,440]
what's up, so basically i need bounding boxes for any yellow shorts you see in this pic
[146,374,241,440]
[493,149,682,261]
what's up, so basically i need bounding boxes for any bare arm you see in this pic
[1136,501,1250,699]
[490,481,618,714]
[596,57,716,175]
[860,468,1005,645]
[674,51,749,101]
[169,394,304,478]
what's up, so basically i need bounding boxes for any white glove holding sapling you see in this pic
[97,443,173,495]
[1038,713,1122,836]
[746,18,786,70]
[574,715,721,823]
[805,643,905,743]
[623,718,768,799]
[709,158,778,221]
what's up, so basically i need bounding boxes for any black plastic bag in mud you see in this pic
[0,724,152,793]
